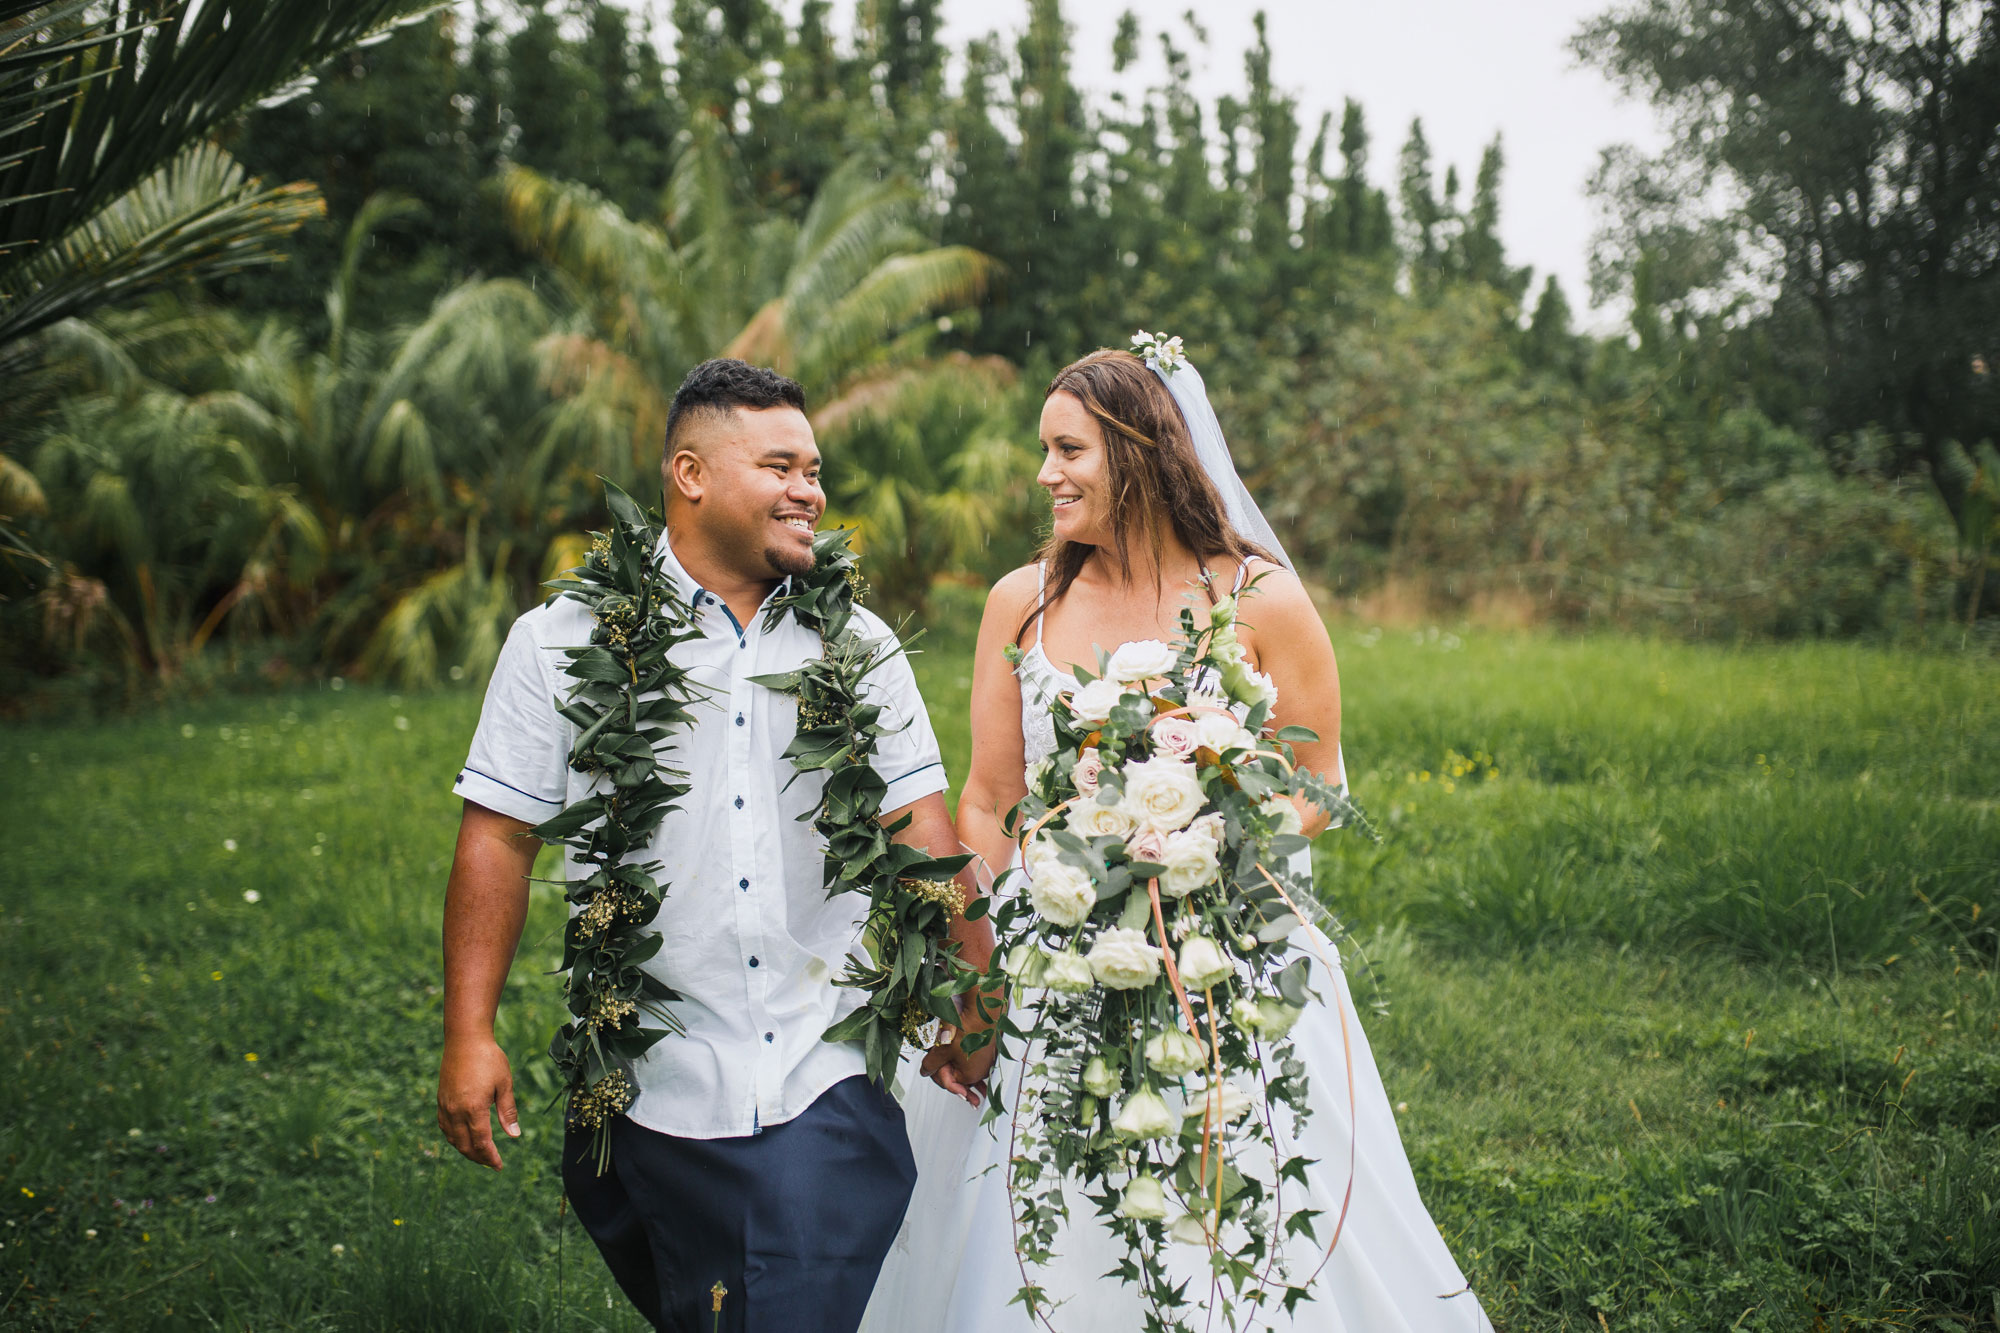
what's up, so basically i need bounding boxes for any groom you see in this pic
[436,358,996,1332]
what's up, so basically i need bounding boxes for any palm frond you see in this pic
[796,247,993,390]
[0,140,322,350]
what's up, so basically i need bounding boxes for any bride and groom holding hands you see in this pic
[436,343,1492,1331]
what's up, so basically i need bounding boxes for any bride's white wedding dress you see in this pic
[863,596,1491,1333]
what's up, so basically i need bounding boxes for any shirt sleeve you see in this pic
[858,612,949,813]
[452,610,571,825]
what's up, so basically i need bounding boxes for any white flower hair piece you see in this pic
[1129,328,1187,375]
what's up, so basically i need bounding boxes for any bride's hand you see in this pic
[921,1028,995,1106]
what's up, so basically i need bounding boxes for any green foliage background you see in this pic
[3,0,1996,705]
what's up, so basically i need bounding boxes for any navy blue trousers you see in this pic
[563,1076,917,1333]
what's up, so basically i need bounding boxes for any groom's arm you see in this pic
[884,791,1001,1102]
[437,801,540,1171]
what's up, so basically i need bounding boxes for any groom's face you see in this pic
[666,405,825,579]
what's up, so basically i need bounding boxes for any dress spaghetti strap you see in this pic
[1027,563,1048,651]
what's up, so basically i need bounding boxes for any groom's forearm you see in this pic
[441,802,539,1042]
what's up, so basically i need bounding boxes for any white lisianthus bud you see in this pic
[1117,1172,1169,1220]
[1176,935,1233,991]
[1068,798,1139,840]
[1027,860,1096,928]
[1121,755,1206,832]
[1082,1055,1120,1097]
[1024,756,1053,790]
[1258,1001,1304,1039]
[1072,746,1105,796]
[1183,1078,1255,1124]
[1240,668,1279,710]
[1170,1212,1211,1245]
[1149,716,1203,760]
[1158,826,1221,899]
[1144,1026,1207,1078]
[1208,594,1236,627]
[1107,639,1177,684]
[1111,1087,1177,1141]
[1002,944,1051,986]
[1231,997,1265,1035]
[1044,950,1097,993]
[1086,926,1162,989]
[1068,677,1130,727]
[1258,796,1304,838]
[1210,622,1245,667]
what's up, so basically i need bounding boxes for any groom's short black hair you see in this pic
[664,358,807,455]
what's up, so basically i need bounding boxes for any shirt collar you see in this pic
[651,530,794,619]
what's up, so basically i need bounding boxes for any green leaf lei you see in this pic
[531,483,972,1168]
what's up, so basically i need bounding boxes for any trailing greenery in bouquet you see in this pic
[984,583,1369,1331]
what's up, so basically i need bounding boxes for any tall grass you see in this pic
[2,624,1994,1330]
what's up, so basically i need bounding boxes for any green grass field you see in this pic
[3,621,1996,1331]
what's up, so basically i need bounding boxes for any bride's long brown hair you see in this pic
[1019,348,1274,643]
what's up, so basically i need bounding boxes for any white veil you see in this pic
[1130,331,1291,570]
[1132,331,1345,789]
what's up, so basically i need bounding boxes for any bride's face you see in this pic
[1038,392,1111,545]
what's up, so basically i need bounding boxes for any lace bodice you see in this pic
[1015,643,1072,767]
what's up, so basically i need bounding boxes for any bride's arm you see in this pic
[1238,564,1345,837]
[955,565,1040,880]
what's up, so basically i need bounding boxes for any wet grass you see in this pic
[1,623,1994,1330]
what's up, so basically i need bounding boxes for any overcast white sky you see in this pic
[933,0,1666,331]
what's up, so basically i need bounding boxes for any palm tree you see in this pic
[0,1,438,365]
[497,123,997,479]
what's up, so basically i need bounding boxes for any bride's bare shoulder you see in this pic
[980,565,1044,634]
[1235,559,1320,631]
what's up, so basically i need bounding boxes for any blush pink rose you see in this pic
[1149,716,1203,760]
[1073,746,1105,797]
[1126,828,1168,863]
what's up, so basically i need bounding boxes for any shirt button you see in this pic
[763,1031,774,1043]
[748,956,760,968]
[735,714,745,727]
[734,796,744,809]
[739,878,749,890]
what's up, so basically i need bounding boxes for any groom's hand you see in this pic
[921,1027,997,1106]
[438,1035,521,1170]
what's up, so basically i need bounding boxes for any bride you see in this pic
[865,341,1490,1332]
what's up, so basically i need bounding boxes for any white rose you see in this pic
[1176,935,1233,991]
[1027,860,1096,928]
[1086,926,1162,989]
[1194,711,1256,757]
[1259,796,1304,838]
[1068,798,1139,841]
[1120,755,1206,832]
[1081,1055,1120,1097]
[1044,950,1096,993]
[1107,639,1176,683]
[1072,746,1105,796]
[1158,827,1221,898]
[1111,1087,1177,1141]
[1187,812,1227,845]
[1124,827,1166,865]
[1170,1212,1211,1245]
[1144,1026,1207,1077]
[1068,677,1130,727]
[1149,715,1203,760]
[1117,1172,1169,1219]
[1182,1078,1255,1124]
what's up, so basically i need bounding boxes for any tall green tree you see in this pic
[1575,0,2000,517]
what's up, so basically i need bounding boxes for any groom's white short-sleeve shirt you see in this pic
[454,533,946,1139]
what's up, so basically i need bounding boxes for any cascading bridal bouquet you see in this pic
[986,583,1370,1331]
